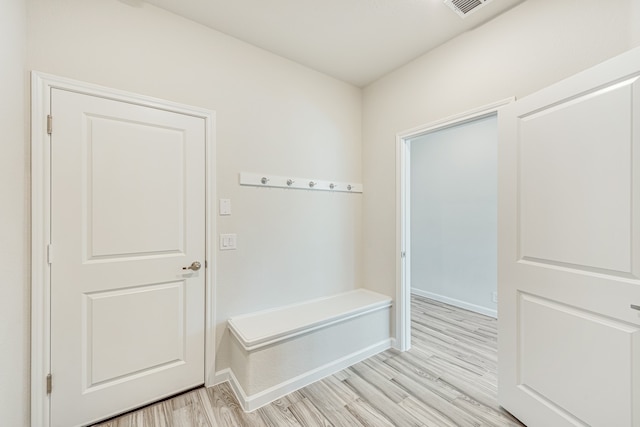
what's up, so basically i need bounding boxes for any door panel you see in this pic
[519,81,633,273]
[50,88,205,427]
[498,47,640,427]
[86,281,185,387]
[88,116,186,259]
[518,294,639,427]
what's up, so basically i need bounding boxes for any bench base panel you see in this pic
[218,337,391,412]
[220,302,392,411]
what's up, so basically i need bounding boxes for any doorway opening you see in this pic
[395,98,513,351]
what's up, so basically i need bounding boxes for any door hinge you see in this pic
[47,244,53,264]
[47,115,53,135]
[401,251,406,259]
[46,374,52,394]
[205,260,208,268]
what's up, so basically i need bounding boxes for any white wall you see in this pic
[410,115,497,315]
[27,0,362,387]
[12,1,640,425]
[0,0,28,425]
[362,0,640,326]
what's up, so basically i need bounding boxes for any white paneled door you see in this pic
[498,48,640,427]
[49,88,206,427]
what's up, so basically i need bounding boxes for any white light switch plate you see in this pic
[219,233,237,250]
[219,199,231,215]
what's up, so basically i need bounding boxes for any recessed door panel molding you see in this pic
[84,281,186,390]
[518,76,638,276]
[86,115,187,261]
[518,292,639,427]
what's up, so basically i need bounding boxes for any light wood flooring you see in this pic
[93,295,525,427]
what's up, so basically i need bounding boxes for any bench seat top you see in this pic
[227,289,392,350]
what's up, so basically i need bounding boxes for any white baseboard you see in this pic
[211,368,231,386]
[411,289,497,318]
[221,338,392,412]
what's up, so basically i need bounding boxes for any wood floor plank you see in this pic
[383,349,441,382]
[391,372,482,427]
[280,390,307,406]
[395,348,498,401]
[453,396,523,427]
[90,296,525,427]
[411,329,496,376]
[191,388,217,427]
[344,398,397,427]
[399,396,459,427]
[384,355,461,402]
[332,369,351,382]
[288,398,333,427]
[255,398,301,427]
[205,382,267,427]
[142,401,172,427]
[113,411,145,427]
[299,377,367,427]
[343,367,425,426]
[348,362,409,403]
[170,390,213,427]
[359,353,399,380]
[320,374,359,405]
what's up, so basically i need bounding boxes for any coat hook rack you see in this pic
[239,172,363,193]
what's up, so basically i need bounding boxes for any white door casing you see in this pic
[498,47,640,427]
[395,98,514,352]
[31,73,216,427]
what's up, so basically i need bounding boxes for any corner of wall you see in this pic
[0,0,28,425]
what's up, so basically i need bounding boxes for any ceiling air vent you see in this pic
[444,0,494,18]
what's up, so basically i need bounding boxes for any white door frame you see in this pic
[394,97,514,351]
[30,71,217,427]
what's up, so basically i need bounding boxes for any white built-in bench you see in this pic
[226,289,392,411]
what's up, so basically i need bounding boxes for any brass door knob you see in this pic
[183,261,201,271]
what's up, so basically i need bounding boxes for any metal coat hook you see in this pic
[261,177,269,184]
[287,179,295,186]
[309,181,316,188]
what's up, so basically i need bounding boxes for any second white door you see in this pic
[498,48,640,426]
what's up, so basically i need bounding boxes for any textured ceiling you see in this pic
[144,0,525,87]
